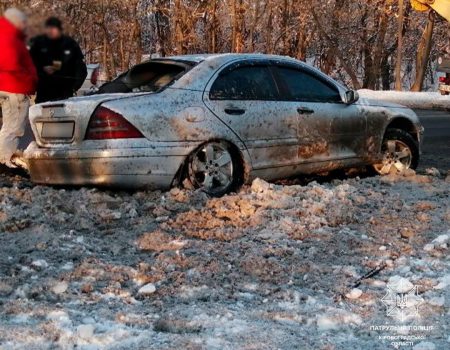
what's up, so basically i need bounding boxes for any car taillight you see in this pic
[439,76,450,84]
[91,67,99,86]
[85,107,144,140]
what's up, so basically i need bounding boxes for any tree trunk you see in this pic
[135,20,143,64]
[209,0,218,53]
[282,0,290,55]
[154,1,170,57]
[411,12,435,92]
[295,16,307,61]
[323,0,346,74]
[365,0,392,89]
[265,2,274,53]
[231,0,238,52]
[231,0,244,53]
[395,0,405,91]
[174,0,183,54]
[249,0,260,52]
[102,36,110,80]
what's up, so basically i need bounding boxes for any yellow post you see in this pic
[411,0,450,22]
[411,0,430,11]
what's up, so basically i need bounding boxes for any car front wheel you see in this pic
[373,128,419,175]
[186,141,242,196]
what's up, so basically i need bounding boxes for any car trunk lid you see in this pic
[29,93,145,147]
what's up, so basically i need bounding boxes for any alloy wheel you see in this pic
[374,139,413,175]
[189,142,235,194]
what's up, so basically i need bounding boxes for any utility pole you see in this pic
[395,0,405,91]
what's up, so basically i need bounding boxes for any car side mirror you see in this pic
[344,90,359,105]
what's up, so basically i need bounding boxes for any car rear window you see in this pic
[96,60,194,94]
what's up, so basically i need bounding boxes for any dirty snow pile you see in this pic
[0,170,449,349]
[358,89,450,110]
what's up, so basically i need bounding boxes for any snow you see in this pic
[413,342,436,350]
[31,259,48,269]
[358,89,450,110]
[423,231,450,252]
[434,275,450,290]
[428,296,445,307]
[77,324,95,339]
[317,309,363,331]
[51,281,69,294]
[0,171,448,349]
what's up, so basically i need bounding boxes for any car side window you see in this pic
[276,66,341,103]
[210,65,279,101]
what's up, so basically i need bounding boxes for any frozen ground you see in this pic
[0,168,449,350]
[358,90,450,111]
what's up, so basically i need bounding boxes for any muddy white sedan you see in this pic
[25,54,424,196]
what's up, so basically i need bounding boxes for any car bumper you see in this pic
[24,142,195,189]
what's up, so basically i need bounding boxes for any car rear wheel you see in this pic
[187,141,242,196]
[373,129,419,175]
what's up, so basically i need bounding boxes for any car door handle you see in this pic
[297,107,315,115]
[224,108,246,115]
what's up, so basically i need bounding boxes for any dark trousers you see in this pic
[35,83,74,104]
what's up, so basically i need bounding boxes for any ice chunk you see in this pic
[346,288,363,300]
[138,283,156,296]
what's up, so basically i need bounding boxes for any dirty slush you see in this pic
[0,170,449,349]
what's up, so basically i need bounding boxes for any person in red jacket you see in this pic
[0,8,37,169]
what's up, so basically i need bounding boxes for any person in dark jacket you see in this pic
[0,8,37,168]
[30,17,87,103]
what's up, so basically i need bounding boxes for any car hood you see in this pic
[356,97,421,127]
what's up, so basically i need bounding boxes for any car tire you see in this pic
[186,141,243,197]
[373,128,419,175]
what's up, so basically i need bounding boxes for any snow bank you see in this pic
[0,173,448,349]
[358,89,450,111]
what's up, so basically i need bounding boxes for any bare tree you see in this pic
[1,0,448,90]
[411,12,436,91]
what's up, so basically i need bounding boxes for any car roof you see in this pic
[161,53,301,65]
[153,53,348,93]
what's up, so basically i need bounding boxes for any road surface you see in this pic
[415,109,450,171]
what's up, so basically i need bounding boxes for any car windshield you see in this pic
[95,60,195,94]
